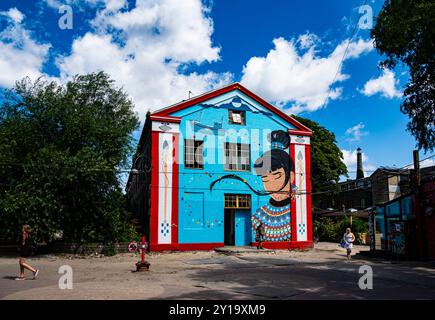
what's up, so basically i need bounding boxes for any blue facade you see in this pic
[144,83,313,251]
[171,90,297,244]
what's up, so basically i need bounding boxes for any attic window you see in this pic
[228,110,245,125]
[224,194,251,209]
[184,139,204,169]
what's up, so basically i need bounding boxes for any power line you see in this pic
[313,0,368,122]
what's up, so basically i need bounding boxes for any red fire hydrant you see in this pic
[136,235,150,272]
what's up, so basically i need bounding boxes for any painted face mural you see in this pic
[210,130,296,242]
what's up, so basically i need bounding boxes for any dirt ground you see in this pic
[1,243,435,300]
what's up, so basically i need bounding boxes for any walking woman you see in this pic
[256,222,265,250]
[343,227,356,260]
[16,225,39,280]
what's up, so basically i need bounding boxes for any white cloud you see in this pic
[341,149,376,178]
[297,32,320,50]
[55,0,231,119]
[0,9,50,88]
[420,157,435,169]
[42,0,63,9]
[345,122,368,142]
[0,7,24,23]
[361,69,402,99]
[240,36,374,114]
[42,0,101,10]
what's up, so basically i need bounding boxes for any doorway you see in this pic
[235,210,252,246]
[224,209,235,245]
[224,208,252,246]
[224,194,252,246]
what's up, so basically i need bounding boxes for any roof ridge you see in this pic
[152,82,241,114]
[151,82,312,135]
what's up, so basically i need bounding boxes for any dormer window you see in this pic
[228,110,245,125]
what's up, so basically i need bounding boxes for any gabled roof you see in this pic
[152,82,312,135]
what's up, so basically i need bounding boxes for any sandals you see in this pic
[15,277,25,281]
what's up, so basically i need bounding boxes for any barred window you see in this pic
[224,142,250,171]
[224,194,251,209]
[228,110,245,125]
[184,139,204,169]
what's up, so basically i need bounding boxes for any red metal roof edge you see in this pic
[150,115,181,123]
[152,82,312,135]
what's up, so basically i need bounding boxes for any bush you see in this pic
[313,216,368,244]
[313,217,338,242]
[101,244,117,256]
[0,73,139,244]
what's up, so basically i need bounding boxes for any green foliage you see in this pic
[291,115,348,192]
[102,244,117,257]
[371,0,435,152]
[0,72,139,243]
[314,217,368,245]
[313,217,338,242]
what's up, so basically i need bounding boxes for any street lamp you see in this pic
[130,154,152,175]
[130,154,151,271]
[346,208,358,226]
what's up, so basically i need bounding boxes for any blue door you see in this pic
[235,210,251,246]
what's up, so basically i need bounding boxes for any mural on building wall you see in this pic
[210,130,296,242]
[158,133,173,244]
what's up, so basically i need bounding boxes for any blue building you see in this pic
[127,83,313,251]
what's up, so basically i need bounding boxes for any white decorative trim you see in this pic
[158,133,173,244]
[152,121,180,133]
[295,144,307,241]
[290,135,310,145]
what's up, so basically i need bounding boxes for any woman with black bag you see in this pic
[16,225,39,280]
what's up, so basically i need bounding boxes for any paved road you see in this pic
[1,243,435,299]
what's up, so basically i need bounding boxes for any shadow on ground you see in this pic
[160,253,435,300]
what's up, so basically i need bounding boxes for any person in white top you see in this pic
[343,228,356,260]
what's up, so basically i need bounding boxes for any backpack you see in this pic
[30,237,38,254]
[340,239,346,248]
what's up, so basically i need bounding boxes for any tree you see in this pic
[0,72,139,243]
[291,115,348,193]
[371,0,435,152]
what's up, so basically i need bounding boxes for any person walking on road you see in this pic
[16,225,39,280]
[343,227,356,260]
[256,222,265,250]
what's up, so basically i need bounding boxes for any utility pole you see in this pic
[413,150,420,187]
[413,150,427,260]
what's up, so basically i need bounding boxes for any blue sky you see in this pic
[0,0,433,179]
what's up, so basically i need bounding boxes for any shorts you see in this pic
[19,250,32,258]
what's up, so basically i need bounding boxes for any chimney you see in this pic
[356,147,364,179]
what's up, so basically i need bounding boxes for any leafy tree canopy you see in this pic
[371,0,435,151]
[292,115,348,192]
[0,72,139,243]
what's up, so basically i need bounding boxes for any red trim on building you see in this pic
[251,241,313,250]
[290,143,297,242]
[305,144,313,243]
[153,83,312,135]
[150,115,182,123]
[171,133,179,245]
[288,129,312,137]
[150,131,160,247]
[149,243,225,252]
[251,241,291,249]
[149,241,313,251]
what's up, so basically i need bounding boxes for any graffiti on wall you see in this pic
[210,130,296,242]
